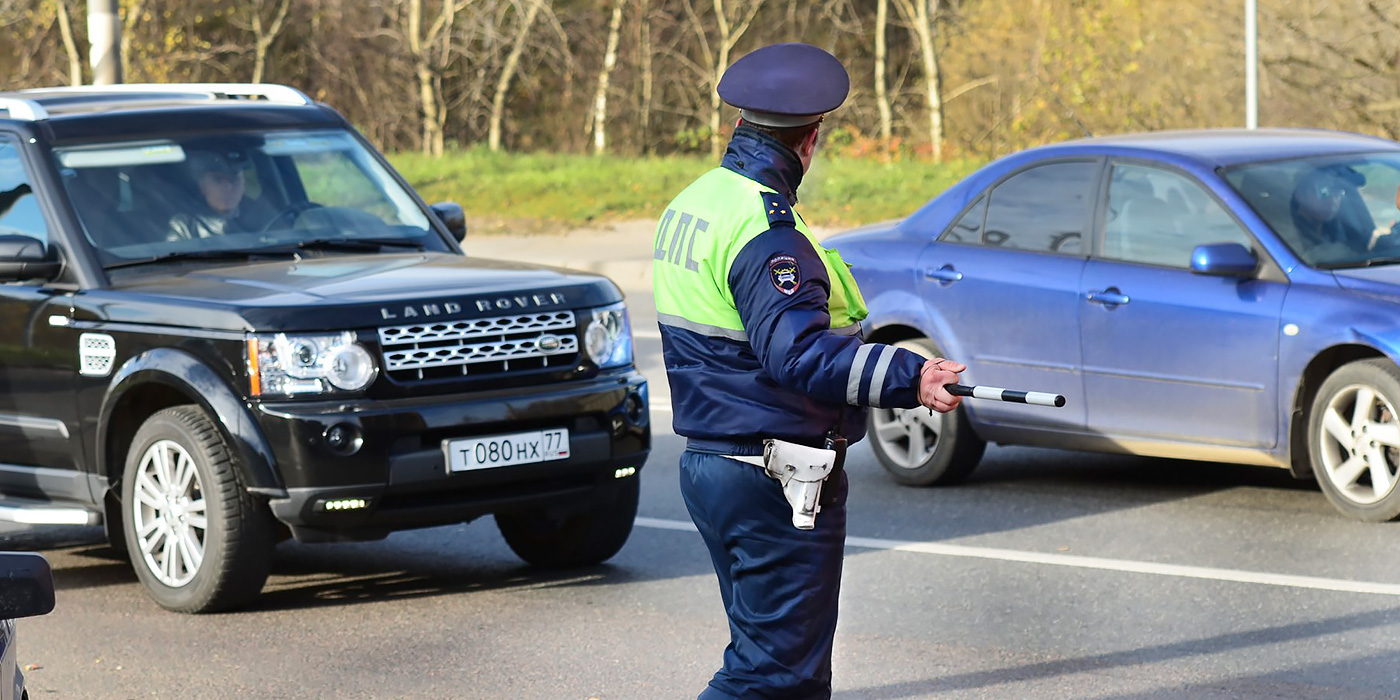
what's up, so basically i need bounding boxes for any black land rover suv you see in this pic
[0,84,650,613]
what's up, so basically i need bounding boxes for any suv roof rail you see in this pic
[0,83,312,121]
[0,97,48,121]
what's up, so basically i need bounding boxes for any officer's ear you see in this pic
[797,126,821,162]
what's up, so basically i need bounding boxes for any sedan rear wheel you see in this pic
[1308,359,1400,521]
[868,338,986,486]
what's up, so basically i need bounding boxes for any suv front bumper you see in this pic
[255,371,650,542]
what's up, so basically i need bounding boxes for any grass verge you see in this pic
[388,148,982,233]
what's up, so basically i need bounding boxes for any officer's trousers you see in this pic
[679,449,848,700]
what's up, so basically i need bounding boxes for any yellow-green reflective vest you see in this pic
[652,167,868,340]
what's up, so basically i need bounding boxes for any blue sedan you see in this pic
[825,128,1400,522]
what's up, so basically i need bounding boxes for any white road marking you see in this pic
[633,516,1400,597]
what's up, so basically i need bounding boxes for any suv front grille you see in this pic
[378,312,579,381]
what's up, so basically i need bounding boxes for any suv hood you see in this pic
[85,252,623,332]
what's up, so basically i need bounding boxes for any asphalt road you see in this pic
[12,233,1400,699]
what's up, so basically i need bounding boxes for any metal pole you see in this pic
[87,0,123,85]
[1246,0,1258,129]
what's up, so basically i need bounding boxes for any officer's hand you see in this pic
[919,358,965,413]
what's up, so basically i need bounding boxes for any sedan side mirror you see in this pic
[0,235,62,282]
[0,552,55,620]
[1191,242,1257,278]
[430,202,467,243]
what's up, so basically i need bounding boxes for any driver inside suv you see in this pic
[167,147,260,240]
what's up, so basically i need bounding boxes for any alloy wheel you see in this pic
[1317,383,1400,506]
[871,406,945,470]
[130,439,207,588]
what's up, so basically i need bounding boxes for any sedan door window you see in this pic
[1103,164,1253,267]
[980,161,1096,254]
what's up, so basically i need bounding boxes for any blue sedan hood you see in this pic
[1331,267,1400,298]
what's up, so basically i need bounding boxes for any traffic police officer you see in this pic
[651,43,965,699]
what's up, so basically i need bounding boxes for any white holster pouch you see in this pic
[730,439,837,530]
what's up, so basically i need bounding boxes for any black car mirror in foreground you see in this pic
[0,552,55,620]
[1191,242,1258,278]
[430,202,467,242]
[0,235,61,283]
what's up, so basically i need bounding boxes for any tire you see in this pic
[1307,359,1400,522]
[495,475,639,568]
[121,406,275,613]
[868,338,987,486]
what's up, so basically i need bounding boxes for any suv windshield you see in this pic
[51,129,447,268]
[1224,152,1400,269]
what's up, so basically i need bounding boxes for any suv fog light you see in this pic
[625,392,645,422]
[323,423,363,455]
[614,467,637,479]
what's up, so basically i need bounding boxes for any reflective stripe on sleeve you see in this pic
[847,344,875,406]
[867,345,895,408]
[831,322,862,336]
[657,313,749,341]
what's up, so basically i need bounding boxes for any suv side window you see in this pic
[982,161,1095,254]
[0,137,47,246]
[1104,163,1253,267]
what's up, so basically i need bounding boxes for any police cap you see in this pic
[186,148,251,179]
[717,43,850,128]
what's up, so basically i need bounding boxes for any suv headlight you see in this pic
[582,302,633,370]
[247,331,378,396]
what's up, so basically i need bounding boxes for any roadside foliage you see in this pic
[4,0,1399,222]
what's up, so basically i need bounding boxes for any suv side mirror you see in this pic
[430,202,467,243]
[0,235,62,282]
[1191,242,1257,278]
[0,552,55,620]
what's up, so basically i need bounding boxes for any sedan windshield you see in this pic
[51,129,448,268]
[1224,152,1400,268]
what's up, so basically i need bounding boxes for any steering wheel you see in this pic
[259,201,322,234]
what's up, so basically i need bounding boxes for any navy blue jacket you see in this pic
[659,127,927,446]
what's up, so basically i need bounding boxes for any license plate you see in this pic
[444,428,570,472]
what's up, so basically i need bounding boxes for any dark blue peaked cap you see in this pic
[717,43,850,127]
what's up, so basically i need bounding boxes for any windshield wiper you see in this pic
[283,237,425,252]
[104,249,295,270]
[1318,256,1400,270]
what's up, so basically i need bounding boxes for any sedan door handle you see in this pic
[923,265,963,283]
[1085,288,1130,306]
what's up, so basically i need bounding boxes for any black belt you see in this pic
[686,438,765,456]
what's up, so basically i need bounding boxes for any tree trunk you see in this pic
[638,0,654,154]
[55,0,82,85]
[874,0,892,149]
[489,0,544,152]
[591,0,626,155]
[432,5,453,156]
[708,44,727,159]
[892,0,945,162]
[408,0,458,156]
[702,0,762,158]
[251,0,291,84]
[120,0,145,81]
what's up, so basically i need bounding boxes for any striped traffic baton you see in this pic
[946,383,1065,408]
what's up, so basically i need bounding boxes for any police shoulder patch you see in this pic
[760,191,795,227]
[767,253,801,296]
